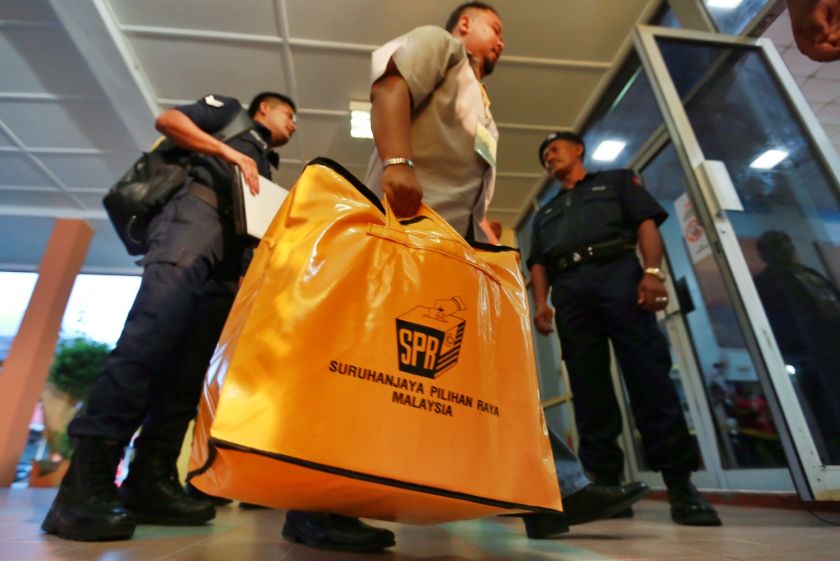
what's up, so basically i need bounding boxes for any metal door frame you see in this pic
[633,24,840,500]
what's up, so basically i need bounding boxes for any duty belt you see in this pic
[554,239,636,272]
[188,181,218,209]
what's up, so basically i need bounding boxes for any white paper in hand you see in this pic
[238,169,289,239]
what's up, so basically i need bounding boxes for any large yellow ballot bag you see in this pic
[188,158,562,523]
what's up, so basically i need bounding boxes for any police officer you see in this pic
[527,132,721,527]
[41,93,297,540]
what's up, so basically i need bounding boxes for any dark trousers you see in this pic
[551,254,698,479]
[69,188,241,454]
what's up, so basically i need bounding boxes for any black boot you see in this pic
[119,447,215,525]
[667,481,722,526]
[282,511,396,552]
[184,481,233,507]
[41,437,136,541]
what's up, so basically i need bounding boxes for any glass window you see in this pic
[580,54,665,171]
[641,144,786,469]
[703,0,772,35]
[1,272,141,485]
[657,37,840,465]
[653,5,682,28]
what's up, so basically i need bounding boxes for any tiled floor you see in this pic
[2,490,839,561]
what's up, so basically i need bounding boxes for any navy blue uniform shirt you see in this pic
[175,94,274,195]
[527,169,667,270]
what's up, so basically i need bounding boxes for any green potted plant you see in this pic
[30,338,109,487]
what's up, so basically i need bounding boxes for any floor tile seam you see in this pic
[467,518,626,560]
[141,535,216,561]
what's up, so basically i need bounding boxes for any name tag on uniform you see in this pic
[591,185,607,191]
[475,122,498,168]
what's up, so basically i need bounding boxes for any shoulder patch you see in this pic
[203,95,225,108]
[630,174,644,187]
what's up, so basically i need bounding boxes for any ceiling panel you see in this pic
[0,0,56,21]
[488,64,605,127]
[291,48,373,111]
[494,0,649,61]
[40,152,136,191]
[285,0,448,46]
[294,114,374,168]
[817,103,840,126]
[0,153,57,187]
[0,100,136,151]
[0,129,13,147]
[0,27,101,96]
[0,216,139,273]
[0,187,79,208]
[491,176,543,210]
[497,128,554,174]
[109,0,279,36]
[70,192,110,212]
[128,36,289,102]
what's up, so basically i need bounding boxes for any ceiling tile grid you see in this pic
[1,0,660,272]
[764,10,840,156]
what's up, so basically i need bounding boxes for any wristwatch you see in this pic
[644,267,666,281]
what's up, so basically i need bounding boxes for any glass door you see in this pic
[634,25,840,501]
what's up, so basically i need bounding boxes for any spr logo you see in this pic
[396,297,466,378]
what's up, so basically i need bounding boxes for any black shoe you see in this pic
[282,511,395,552]
[522,482,649,539]
[239,502,269,510]
[611,506,635,518]
[185,482,233,507]
[563,482,650,525]
[668,482,721,526]
[119,447,215,526]
[521,512,570,539]
[41,437,136,541]
[589,474,635,519]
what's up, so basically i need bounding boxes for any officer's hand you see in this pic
[382,164,422,217]
[221,145,260,195]
[637,275,669,312]
[534,306,555,335]
[789,0,840,62]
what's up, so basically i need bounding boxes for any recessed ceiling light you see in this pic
[706,0,743,8]
[750,149,788,169]
[591,140,626,162]
[350,100,373,139]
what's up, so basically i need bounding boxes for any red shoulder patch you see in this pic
[630,174,644,187]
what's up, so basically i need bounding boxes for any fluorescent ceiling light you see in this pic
[591,140,626,162]
[750,149,788,169]
[349,100,373,139]
[706,0,743,8]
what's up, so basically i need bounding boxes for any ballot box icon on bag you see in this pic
[396,296,466,378]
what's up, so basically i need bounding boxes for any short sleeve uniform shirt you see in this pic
[364,26,498,242]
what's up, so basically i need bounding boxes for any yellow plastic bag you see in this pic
[189,158,561,523]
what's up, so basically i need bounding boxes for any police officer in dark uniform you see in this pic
[527,132,721,527]
[40,92,296,541]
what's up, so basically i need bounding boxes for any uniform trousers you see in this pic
[69,186,243,454]
[550,253,698,480]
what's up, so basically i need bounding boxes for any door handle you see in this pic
[695,160,743,217]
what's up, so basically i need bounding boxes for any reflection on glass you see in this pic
[704,0,771,34]
[643,143,786,469]
[657,38,840,465]
[582,54,664,171]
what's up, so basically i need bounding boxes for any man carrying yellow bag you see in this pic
[366,1,649,541]
[189,2,646,554]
